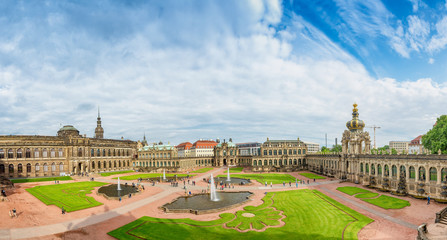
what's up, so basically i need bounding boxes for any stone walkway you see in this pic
[319,187,418,230]
[0,171,418,239]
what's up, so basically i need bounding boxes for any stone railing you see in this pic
[435,207,447,223]
[417,223,429,240]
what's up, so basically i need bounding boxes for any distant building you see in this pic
[176,142,193,157]
[236,142,261,156]
[303,142,320,153]
[389,141,409,154]
[409,135,428,154]
[137,142,177,167]
[190,140,217,157]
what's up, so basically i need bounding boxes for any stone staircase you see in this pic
[438,214,447,225]
[435,207,447,225]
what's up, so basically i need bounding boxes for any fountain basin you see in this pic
[162,191,253,215]
[97,184,140,200]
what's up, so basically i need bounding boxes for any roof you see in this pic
[58,125,78,131]
[192,140,217,148]
[139,144,174,151]
[236,142,261,147]
[216,142,236,148]
[410,135,423,145]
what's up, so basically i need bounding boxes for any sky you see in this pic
[1,0,447,148]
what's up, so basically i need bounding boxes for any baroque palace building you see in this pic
[0,112,136,178]
[307,104,447,200]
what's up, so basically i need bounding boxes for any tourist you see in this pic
[61,207,65,214]
[427,196,431,205]
[55,180,57,184]
[283,182,285,187]
[314,178,315,182]
[289,181,291,187]
[12,208,17,218]
[119,197,122,202]
[129,193,132,198]
[270,182,272,188]
[307,180,309,184]
[142,185,145,190]
[265,182,267,187]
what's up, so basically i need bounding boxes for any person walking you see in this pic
[12,208,17,218]
[283,182,285,187]
[61,207,65,214]
[270,182,272,188]
[428,196,431,205]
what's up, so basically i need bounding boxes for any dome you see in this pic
[346,103,365,131]
[57,125,80,137]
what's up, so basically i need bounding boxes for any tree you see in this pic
[391,148,398,155]
[331,144,342,152]
[422,115,447,154]
[320,146,330,153]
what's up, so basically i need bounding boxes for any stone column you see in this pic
[437,166,442,185]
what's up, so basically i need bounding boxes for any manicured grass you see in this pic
[299,172,326,179]
[362,195,410,209]
[217,173,297,184]
[355,192,379,199]
[337,186,371,196]
[191,168,214,173]
[11,176,73,183]
[114,173,195,180]
[100,170,134,177]
[224,167,243,173]
[108,190,373,240]
[337,186,410,209]
[26,181,108,212]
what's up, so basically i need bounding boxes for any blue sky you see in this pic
[1,0,447,148]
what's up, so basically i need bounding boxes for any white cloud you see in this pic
[428,16,447,53]
[428,58,435,64]
[0,0,445,148]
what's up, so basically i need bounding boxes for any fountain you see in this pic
[117,177,122,191]
[226,167,231,182]
[210,173,219,201]
[163,169,166,181]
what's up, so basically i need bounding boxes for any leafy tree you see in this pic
[331,144,342,152]
[320,146,330,153]
[391,148,398,155]
[422,115,447,154]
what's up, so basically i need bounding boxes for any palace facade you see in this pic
[0,113,136,178]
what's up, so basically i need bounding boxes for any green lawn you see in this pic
[224,167,243,173]
[217,173,297,184]
[191,168,214,173]
[355,193,379,199]
[299,172,326,179]
[337,186,410,209]
[337,186,371,196]
[108,190,372,240]
[26,181,108,212]
[362,195,410,209]
[114,173,195,180]
[11,176,73,183]
[100,170,134,177]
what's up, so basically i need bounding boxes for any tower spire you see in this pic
[95,107,104,139]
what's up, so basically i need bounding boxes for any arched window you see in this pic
[17,149,23,158]
[35,163,40,172]
[34,148,40,158]
[9,164,14,173]
[42,148,48,158]
[113,149,116,156]
[26,148,31,158]
[0,164,4,173]
[114,161,117,168]
[157,162,160,167]
[43,163,48,172]
[409,166,415,179]
[418,166,426,181]
[289,159,292,165]
[118,161,121,167]
[371,164,375,175]
[91,149,95,157]
[0,149,4,159]
[254,160,257,166]
[51,148,56,158]
[298,149,301,154]
[400,165,406,177]
[8,149,14,158]
[274,160,277,165]
[59,163,64,171]
[92,161,95,169]
[269,160,272,165]
[97,149,100,156]
[384,165,389,177]
[104,149,107,156]
[127,150,129,156]
[118,150,121,157]
[377,164,382,175]
[392,165,397,177]
[58,148,63,157]
[430,167,437,181]
[27,163,31,172]
[294,159,297,165]
[264,160,267,165]
[78,148,82,157]
[17,164,22,173]
[360,163,363,172]
[442,168,447,182]
[52,163,56,171]
[365,163,369,173]
[98,161,101,169]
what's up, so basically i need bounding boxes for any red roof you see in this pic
[176,142,192,150]
[192,140,217,149]
[410,135,422,145]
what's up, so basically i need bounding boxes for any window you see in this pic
[59,148,63,157]
[26,148,31,158]
[27,163,31,172]
[273,150,277,155]
[77,148,82,157]
[430,167,437,181]
[274,160,277,165]
[360,163,363,172]
[392,165,397,177]
[377,164,382,175]
[289,149,292,155]
[269,150,272,155]
[91,149,95,157]
[0,149,4,159]
[409,166,415,179]
[8,149,13,158]
[43,148,48,158]
[52,163,56,171]
[17,149,23,158]
[59,163,64,171]
[43,164,48,172]
[419,167,426,181]
[269,160,272,165]
[365,163,369,173]
[293,150,297,155]
[9,164,14,173]
[384,165,389,177]
[51,148,56,158]
[35,163,40,172]
[254,160,257,166]
[264,160,267,165]
[0,164,4,173]
[371,164,375,175]
[278,150,282,155]
[18,164,22,173]
[34,149,39,158]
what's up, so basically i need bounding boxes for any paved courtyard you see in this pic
[0,168,444,240]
